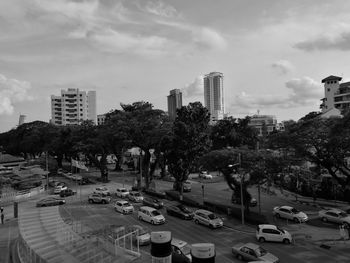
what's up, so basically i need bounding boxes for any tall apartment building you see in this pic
[51,88,96,125]
[204,72,225,123]
[167,89,183,120]
[97,114,106,125]
[320,75,350,114]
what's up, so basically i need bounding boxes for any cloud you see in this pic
[271,60,294,75]
[182,76,203,97]
[0,74,33,115]
[192,27,227,50]
[295,30,350,51]
[230,76,322,111]
[144,0,179,18]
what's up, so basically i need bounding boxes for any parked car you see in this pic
[272,206,308,223]
[231,242,279,262]
[78,177,93,185]
[88,193,111,204]
[48,180,61,187]
[166,204,194,220]
[232,194,258,207]
[318,208,350,227]
[199,171,213,179]
[142,197,164,209]
[173,181,192,192]
[128,191,144,202]
[59,189,76,197]
[126,225,151,246]
[342,206,350,215]
[193,209,223,229]
[116,187,130,198]
[114,200,134,214]
[36,197,65,207]
[94,186,111,196]
[256,224,292,244]
[138,206,165,225]
[54,184,67,194]
[171,238,192,263]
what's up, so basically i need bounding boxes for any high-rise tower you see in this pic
[167,89,183,121]
[204,72,224,123]
[50,88,97,126]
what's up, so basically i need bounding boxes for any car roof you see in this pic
[117,200,130,204]
[171,238,188,248]
[280,206,293,210]
[140,206,156,211]
[258,224,278,230]
[117,187,127,190]
[325,208,345,213]
[195,209,213,215]
[244,243,260,250]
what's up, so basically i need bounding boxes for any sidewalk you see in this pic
[0,204,18,263]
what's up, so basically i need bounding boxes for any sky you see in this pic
[1,0,350,132]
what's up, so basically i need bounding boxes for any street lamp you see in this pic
[239,173,245,225]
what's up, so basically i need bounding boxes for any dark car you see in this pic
[36,197,66,207]
[142,197,164,209]
[232,194,258,207]
[59,189,76,197]
[78,177,94,185]
[166,204,194,220]
[173,181,192,192]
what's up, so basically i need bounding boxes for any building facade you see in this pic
[248,114,284,136]
[97,114,106,125]
[51,88,97,125]
[204,72,225,123]
[167,89,183,121]
[321,75,350,114]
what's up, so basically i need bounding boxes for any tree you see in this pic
[117,101,171,189]
[165,102,211,200]
[210,117,257,150]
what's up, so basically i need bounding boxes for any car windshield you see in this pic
[291,208,300,214]
[277,227,285,233]
[339,212,348,217]
[255,246,267,257]
[208,213,217,220]
[134,193,141,197]
[179,206,190,213]
[151,210,161,216]
[180,244,191,255]
[121,189,127,192]
[123,202,131,206]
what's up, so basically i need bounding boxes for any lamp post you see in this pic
[240,173,245,225]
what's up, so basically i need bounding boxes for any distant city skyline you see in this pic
[2,1,350,132]
[167,89,182,121]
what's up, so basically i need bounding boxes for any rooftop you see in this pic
[322,75,342,83]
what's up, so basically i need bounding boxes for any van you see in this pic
[193,209,223,229]
[256,224,292,244]
[138,206,165,225]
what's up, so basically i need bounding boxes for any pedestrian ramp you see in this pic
[18,205,135,263]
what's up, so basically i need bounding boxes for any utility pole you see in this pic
[238,153,245,225]
[46,151,49,193]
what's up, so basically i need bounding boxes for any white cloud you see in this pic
[144,0,179,18]
[271,60,294,75]
[182,76,203,97]
[0,74,33,115]
[230,76,322,111]
[192,27,227,50]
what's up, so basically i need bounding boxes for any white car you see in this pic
[319,208,350,226]
[94,186,110,196]
[273,206,308,223]
[114,200,134,214]
[199,171,213,179]
[54,184,67,194]
[138,206,165,225]
[193,209,223,229]
[256,224,292,244]
[128,191,144,202]
[116,188,129,198]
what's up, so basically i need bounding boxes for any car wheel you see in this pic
[182,215,186,220]
[151,220,154,225]
[276,213,281,219]
[237,254,243,260]
[138,216,142,221]
[283,238,291,244]
[195,219,199,224]
[293,217,300,223]
[102,200,106,204]
[258,237,265,243]
[209,224,214,229]
[322,217,328,222]
[343,222,350,228]
[88,199,93,204]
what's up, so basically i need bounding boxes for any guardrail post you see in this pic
[151,231,172,263]
[191,243,215,263]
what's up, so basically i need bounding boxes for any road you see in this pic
[56,175,350,263]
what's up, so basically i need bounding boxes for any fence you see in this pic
[0,185,45,206]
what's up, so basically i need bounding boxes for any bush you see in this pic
[164,190,206,208]
[143,189,166,199]
[204,200,269,225]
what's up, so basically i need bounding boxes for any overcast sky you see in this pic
[1,0,350,132]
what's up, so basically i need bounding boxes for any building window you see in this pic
[327,88,330,92]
